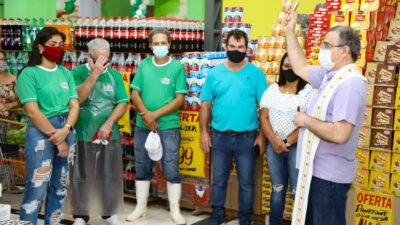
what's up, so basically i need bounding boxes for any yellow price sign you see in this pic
[118,72,131,134]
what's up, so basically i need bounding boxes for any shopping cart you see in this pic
[0,117,26,193]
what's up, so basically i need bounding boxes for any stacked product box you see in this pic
[356,2,400,197]
[252,0,304,84]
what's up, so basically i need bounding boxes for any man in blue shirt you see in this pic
[199,29,268,225]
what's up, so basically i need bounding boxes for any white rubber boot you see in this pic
[72,218,87,225]
[125,180,150,222]
[167,182,186,225]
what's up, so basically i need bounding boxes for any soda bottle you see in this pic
[71,51,77,69]
[29,19,38,50]
[121,17,129,52]
[89,17,99,41]
[117,53,125,72]
[124,162,135,193]
[98,17,106,39]
[62,52,72,70]
[199,21,205,51]
[113,17,122,52]
[81,17,90,50]
[128,18,137,52]
[7,19,14,50]
[61,18,72,51]
[1,19,9,50]
[144,19,151,53]
[74,17,82,50]
[105,17,114,51]
[14,19,23,50]
[137,18,145,53]
[170,19,177,53]
[110,53,119,70]
[125,53,135,75]
[77,52,88,65]
[16,52,25,72]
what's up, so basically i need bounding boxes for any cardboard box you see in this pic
[369,170,390,193]
[395,88,400,109]
[371,108,395,129]
[388,19,400,42]
[390,173,400,196]
[356,148,370,169]
[365,63,378,84]
[392,130,400,152]
[370,129,393,150]
[373,86,396,107]
[369,151,392,172]
[375,64,397,85]
[391,153,400,173]
[330,11,350,27]
[358,127,371,148]
[342,0,360,12]
[374,41,395,62]
[393,110,400,130]
[384,44,400,65]
[363,106,373,126]
[353,168,370,190]
[366,84,374,106]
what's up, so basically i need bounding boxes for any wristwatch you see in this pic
[65,124,73,133]
[283,138,291,147]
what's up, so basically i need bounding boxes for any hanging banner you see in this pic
[354,190,393,225]
[178,111,205,178]
[118,72,132,134]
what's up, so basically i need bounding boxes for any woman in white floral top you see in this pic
[0,50,19,117]
[259,53,316,225]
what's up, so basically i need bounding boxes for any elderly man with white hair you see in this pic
[70,38,128,225]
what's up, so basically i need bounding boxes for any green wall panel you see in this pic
[4,0,55,18]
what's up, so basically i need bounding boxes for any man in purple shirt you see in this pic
[283,14,367,225]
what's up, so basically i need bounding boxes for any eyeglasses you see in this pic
[321,42,345,50]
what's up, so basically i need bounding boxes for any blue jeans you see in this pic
[20,114,75,225]
[134,127,181,183]
[305,176,351,225]
[210,130,256,225]
[267,143,298,225]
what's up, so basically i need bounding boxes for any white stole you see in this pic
[291,64,367,225]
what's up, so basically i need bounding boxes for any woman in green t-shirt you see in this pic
[16,27,79,225]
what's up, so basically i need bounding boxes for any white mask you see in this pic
[318,49,336,71]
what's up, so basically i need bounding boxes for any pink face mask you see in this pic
[0,61,8,72]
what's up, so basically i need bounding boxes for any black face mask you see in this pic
[227,50,246,63]
[282,69,298,82]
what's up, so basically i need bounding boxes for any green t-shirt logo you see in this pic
[60,82,69,89]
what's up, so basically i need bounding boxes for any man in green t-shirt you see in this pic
[69,38,128,225]
[126,29,187,225]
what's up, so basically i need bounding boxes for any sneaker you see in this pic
[101,215,125,225]
[72,218,87,225]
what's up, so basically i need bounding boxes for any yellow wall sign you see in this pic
[118,72,131,134]
[178,111,205,178]
[354,190,393,225]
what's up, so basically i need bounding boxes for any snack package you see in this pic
[365,63,378,84]
[350,10,371,31]
[354,168,370,189]
[363,106,373,126]
[370,129,393,150]
[375,63,397,85]
[384,44,400,65]
[392,130,400,152]
[373,86,396,107]
[371,108,394,129]
[341,0,360,12]
[391,153,400,173]
[330,11,350,27]
[358,127,372,148]
[388,20,400,41]
[369,151,392,172]
[390,173,400,196]
[366,84,375,106]
[369,170,390,193]
[360,0,380,12]
[356,148,371,169]
[373,41,395,62]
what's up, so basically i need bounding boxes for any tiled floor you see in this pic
[2,193,209,225]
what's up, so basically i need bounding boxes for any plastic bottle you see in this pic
[74,17,82,50]
[105,17,114,51]
[113,17,122,52]
[128,18,137,52]
[1,19,9,50]
[98,17,106,39]
[29,19,38,49]
[81,17,90,50]
[89,17,99,41]
[16,52,25,73]
[71,51,77,69]
[125,53,135,75]
[77,52,88,65]
[121,17,129,51]
[62,52,72,70]
[117,53,125,72]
